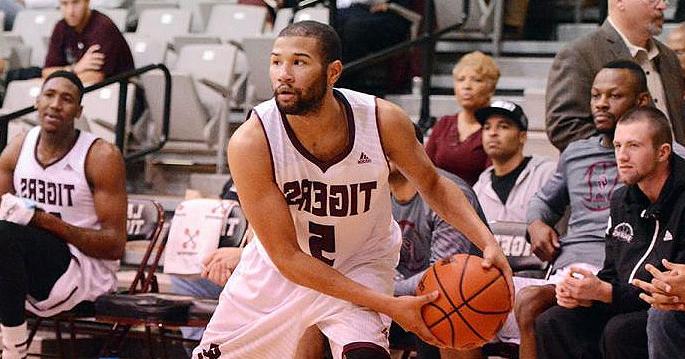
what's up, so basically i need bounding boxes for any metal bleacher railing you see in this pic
[0,64,172,162]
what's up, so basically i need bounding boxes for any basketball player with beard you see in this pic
[192,21,512,359]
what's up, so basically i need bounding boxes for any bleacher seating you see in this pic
[5,9,61,66]
[136,8,192,45]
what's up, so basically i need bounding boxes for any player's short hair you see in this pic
[601,60,648,94]
[43,70,85,103]
[618,107,673,149]
[278,20,342,65]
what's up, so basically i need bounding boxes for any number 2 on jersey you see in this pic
[308,222,335,266]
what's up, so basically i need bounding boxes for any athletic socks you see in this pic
[1,323,28,359]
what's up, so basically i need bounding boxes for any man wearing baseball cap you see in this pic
[473,100,556,277]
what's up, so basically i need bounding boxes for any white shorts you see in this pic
[495,262,601,344]
[192,241,397,359]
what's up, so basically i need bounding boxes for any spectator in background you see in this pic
[43,0,134,84]
[546,0,682,152]
[425,51,497,185]
[473,100,555,264]
[666,23,685,98]
[517,60,650,359]
[535,107,682,359]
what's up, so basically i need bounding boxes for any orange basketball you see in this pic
[416,254,512,350]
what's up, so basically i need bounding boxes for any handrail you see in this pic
[0,64,172,163]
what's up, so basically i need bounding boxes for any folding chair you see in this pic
[95,198,248,358]
[172,3,267,51]
[0,78,89,137]
[6,9,62,66]
[142,44,238,170]
[435,0,502,55]
[242,35,275,118]
[136,8,192,46]
[81,82,137,145]
[24,198,165,358]
[124,33,168,67]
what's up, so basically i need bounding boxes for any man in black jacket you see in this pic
[535,106,685,359]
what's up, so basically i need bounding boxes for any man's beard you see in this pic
[275,73,328,116]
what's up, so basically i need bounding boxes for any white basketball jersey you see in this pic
[253,88,401,270]
[14,127,118,317]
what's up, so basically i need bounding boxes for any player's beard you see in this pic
[275,70,328,116]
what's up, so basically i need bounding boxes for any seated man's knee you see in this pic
[534,306,563,337]
[515,285,555,329]
[343,343,391,359]
[647,308,681,337]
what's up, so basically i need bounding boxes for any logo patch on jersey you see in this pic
[358,152,372,164]
[612,222,634,243]
[664,230,673,242]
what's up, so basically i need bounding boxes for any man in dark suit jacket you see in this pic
[546,0,683,151]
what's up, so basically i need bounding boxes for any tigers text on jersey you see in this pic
[193,89,402,358]
[13,127,118,317]
[255,88,400,269]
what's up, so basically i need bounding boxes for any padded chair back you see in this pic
[11,9,62,66]
[205,4,267,44]
[137,8,192,44]
[124,33,168,67]
[125,198,165,294]
[243,35,275,103]
[81,82,136,144]
[142,71,208,142]
[0,78,42,138]
[175,43,237,89]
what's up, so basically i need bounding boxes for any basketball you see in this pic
[416,254,512,350]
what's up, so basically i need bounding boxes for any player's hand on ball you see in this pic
[0,193,37,226]
[391,292,446,348]
[482,244,514,306]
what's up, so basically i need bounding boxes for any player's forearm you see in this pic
[30,211,125,260]
[422,176,496,251]
[274,250,396,315]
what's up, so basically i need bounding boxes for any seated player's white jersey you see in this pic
[13,127,118,317]
[253,88,401,270]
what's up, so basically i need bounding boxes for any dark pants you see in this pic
[535,305,648,359]
[647,308,685,359]
[0,221,71,326]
